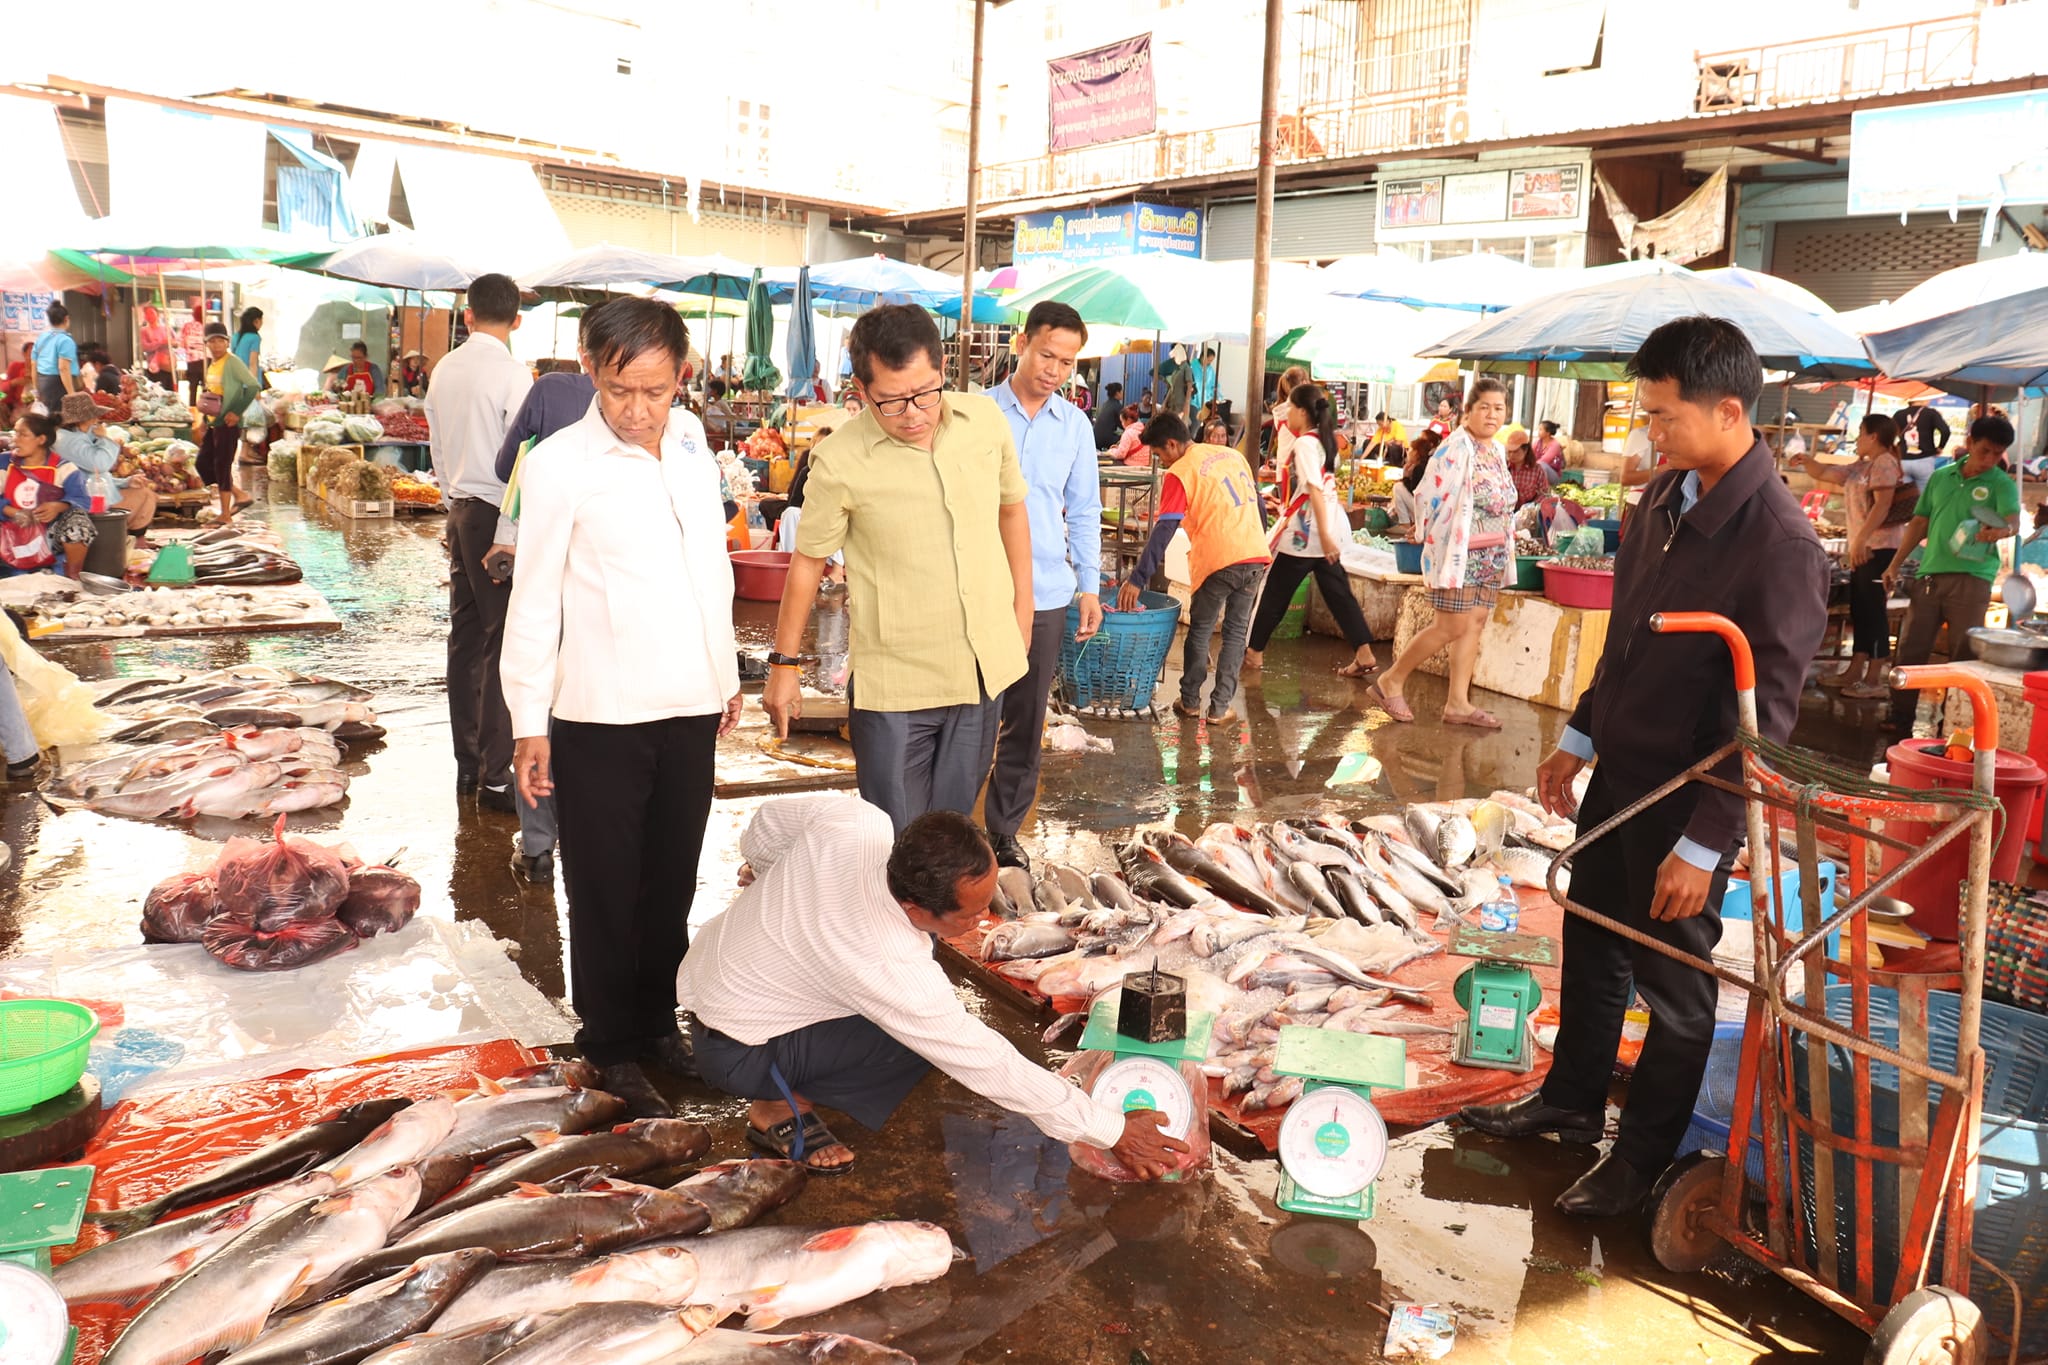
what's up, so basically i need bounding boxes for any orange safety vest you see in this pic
[1169,442,1270,590]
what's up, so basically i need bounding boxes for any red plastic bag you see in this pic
[0,519,54,572]
[337,866,420,938]
[201,916,360,971]
[140,873,218,944]
[1059,1049,1211,1184]
[212,814,350,932]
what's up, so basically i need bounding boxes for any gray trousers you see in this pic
[1888,571,1992,729]
[985,607,1067,837]
[518,789,557,856]
[1182,561,1264,714]
[847,682,1000,835]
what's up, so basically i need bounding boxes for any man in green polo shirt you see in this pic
[762,305,1034,832]
[1882,415,2018,732]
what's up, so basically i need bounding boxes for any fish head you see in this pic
[634,1118,714,1163]
[407,1246,498,1292]
[567,1086,630,1128]
[813,1222,958,1282]
[334,1164,426,1227]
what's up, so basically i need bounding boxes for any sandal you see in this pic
[1334,659,1379,679]
[1365,684,1414,723]
[746,1110,854,1175]
[1443,707,1502,730]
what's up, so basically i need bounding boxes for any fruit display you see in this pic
[391,474,443,506]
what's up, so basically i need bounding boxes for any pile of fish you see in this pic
[61,1063,937,1365]
[165,523,306,585]
[140,815,421,970]
[44,666,384,821]
[978,795,1578,1115]
[31,584,327,634]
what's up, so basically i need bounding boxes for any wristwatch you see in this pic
[766,651,807,669]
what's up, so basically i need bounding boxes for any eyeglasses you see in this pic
[867,386,945,417]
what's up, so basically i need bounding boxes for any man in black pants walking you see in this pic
[425,273,532,808]
[1461,317,1829,1216]
[502,299,741,1074]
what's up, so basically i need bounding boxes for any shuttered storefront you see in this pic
[1206,189,1377,261]
[1769,213,1983,312]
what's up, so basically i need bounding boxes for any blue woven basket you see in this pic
[1675,1022,1767,1185]
[1058,590,1181,713]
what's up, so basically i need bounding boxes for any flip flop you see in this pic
[746,1111,854,1175]
[1365,684,1414,722]
[1334,659,1379,679]
[1443,707,1503,730]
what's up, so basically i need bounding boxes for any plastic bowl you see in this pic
[1513,555,1545,591]
[1541,560,1616,610]
[1392,541,1424,575]
[0,999,99,1116]
[730,550,793,602]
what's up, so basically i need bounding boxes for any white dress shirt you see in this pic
[679,795,1128,1150]
[424,332,533,505]
[500,400,740,739]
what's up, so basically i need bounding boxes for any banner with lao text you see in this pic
[1049,34,1156,152]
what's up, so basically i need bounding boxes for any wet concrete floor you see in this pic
[0,478,1874,1362]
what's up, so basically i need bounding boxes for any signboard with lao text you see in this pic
[1380,178,1443,229]
[1849,91,2048,217]
[1049,34,1157,152]
[1508,165,1583,220]
[1,291,56,336]
[1377,160,1592,241]
[1013,202,1204,263]
[1443,171,1509,225]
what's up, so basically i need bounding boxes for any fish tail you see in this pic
[80,1200,166,1236]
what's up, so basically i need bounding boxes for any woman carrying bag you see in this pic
[1367,377,1514,728]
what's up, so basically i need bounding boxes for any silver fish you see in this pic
[1470,800,1511,861]
[56,1172,339,1306]
[1049,863,1097,910]
[683,1221,957,1330]
[479,1302,721,1365]
[431,1245,700,1334]
[1434,812,1479,870]
[219,1249,496,1365]
[319,1096,459,1187]
[1490,845,1567,894]
[1032,870,1069,920]
[995,867,1035,920]
[1090,872,1143,916]
[1286,861,1345,919]
[979,919,1077,962]
[1326,867,1384,926]
[1240,1077,1304,1113]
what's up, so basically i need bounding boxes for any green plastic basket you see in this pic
[0,1000,98,1116]
[1513,555,1546,591]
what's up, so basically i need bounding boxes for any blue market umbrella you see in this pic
[809,254,961,307]
[739,268,782,393]
[783,265,818,400]
[1858,253,2048,395]
[932,292,1020,324]
[1425,261,1871,376]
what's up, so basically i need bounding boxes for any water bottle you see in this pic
[1479,874,1520,933]
[87,469,112,515]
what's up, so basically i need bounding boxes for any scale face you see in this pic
[0,1263,71,1365]
[1277,1083,1388,1200]
[1090,1055,1197,1140]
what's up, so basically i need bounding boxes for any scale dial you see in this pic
[1090,1056,1196,1140]
[0,1263,69,1365]
[1277,1085,1388,1200]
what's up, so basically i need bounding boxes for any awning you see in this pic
[393,146,570,276]
[269,127,360,242]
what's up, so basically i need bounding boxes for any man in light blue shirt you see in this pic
[983,302,1103,870]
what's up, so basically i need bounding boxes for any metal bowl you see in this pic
[1966,626,2048,671]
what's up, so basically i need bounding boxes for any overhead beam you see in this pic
[1737,139,1839,165]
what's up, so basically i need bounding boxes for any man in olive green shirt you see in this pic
[1882,415,2017,732]
[763,305,1034,831]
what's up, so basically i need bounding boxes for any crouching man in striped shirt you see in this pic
[680,794,1187,1177]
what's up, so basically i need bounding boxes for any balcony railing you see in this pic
[1694,12,1979,114]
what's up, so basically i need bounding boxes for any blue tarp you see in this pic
[269,128,360,241]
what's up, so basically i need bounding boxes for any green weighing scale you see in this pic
[1077,966,1214,1182]
[0,1165,93,1365]
[1447,922,1557,1074]
[1273,1025,1406,1220]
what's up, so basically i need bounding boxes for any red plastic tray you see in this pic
[1541,561,1615,610]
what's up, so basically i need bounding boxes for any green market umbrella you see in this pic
[739,267,781,393]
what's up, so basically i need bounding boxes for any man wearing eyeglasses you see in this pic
[762,305,1034,833]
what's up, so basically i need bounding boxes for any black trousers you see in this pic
[446,498,512,788]
[552,712,718,1048]
[692,1015,931,1130]
[985,607,1067,837]
[1848,546,1897,658]
[1246,553,1372,651]
[1541,771,1732,1175]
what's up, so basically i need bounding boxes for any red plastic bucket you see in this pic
[1540,562,1614,610]
[730,550,792,602]
[2025,669,2048,861]
[1879,740,2045,940]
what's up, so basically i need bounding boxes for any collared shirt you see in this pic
[425,332,533,506]
[679,795,1127,1149]
[990,380,1102,610]
[499,402,738,738]
[796,395,1030,712]
[1913,458,2018,582]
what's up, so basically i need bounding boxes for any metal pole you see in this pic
[1243,0,1285,459]
[956,0,987,390]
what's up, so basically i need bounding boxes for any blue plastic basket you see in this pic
[1588,518,1622,552]
[1719,859,1841,958]
[1392,541,1425,575]
[1676,1022,1768,1185]
[1058,590,1181,713]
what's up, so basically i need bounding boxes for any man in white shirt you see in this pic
[502,298,741,1072]
[681,795,1189,1178]
[425,273,533,809]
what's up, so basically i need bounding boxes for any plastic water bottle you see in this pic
[1479,875,1520,933]
[87,470,112,515]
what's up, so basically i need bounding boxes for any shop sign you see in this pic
[1443,171,1509,225]
[1508,165,1584,220]
[1049,34,1157,152]
[1012,202,1204,262]
[1377,159,1592,241]
[1,291,55,335]
[1848,91,2048,217]
[1380,178,1444,229]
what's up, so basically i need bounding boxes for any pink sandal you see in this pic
[1443,707,1502,730]
[1365,684,1414,723]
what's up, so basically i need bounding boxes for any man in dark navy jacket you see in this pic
[1462,316,1830,1217]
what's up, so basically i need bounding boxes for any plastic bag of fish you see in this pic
[140,816,420,970]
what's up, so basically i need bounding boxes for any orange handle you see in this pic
[1649,612,1755,692]
[1889,664,1998,751]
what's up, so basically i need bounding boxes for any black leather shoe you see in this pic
[510,848,554,884]
[642,1029,700,1082]
[1554,1149,1653,1217]
[455,769,479,796]
[989,830,1031,871]
[477,783,517,813]
[598,1061,675,1120]
[1459,1092,1604,1144]
[6,754,40,782]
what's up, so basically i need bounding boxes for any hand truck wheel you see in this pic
[1865,1286,1986,1365]
[1646,1150,1727,1274]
